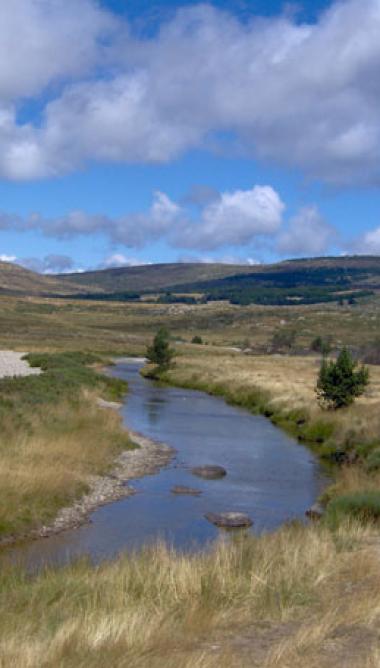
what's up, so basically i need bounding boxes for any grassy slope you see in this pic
[1,292,380,354]
[58,256,380,295]
[0,352,131,538]
[59,262,254,292]
[0,261,85,296]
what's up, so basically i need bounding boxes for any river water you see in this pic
[1,359,328,570]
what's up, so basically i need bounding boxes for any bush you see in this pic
[366,448,380,472]
[146,327,175,369]
[191,335,203,345]
[310,336,332,356]
[316,348,369,409]
[326,491,380,525]
[271,328,297,353]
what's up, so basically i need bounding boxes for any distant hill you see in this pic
[59,262,252,293]
[0,261,85,296]
[58,256,380,306]
[1,256,380,305]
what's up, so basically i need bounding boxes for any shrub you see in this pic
[146,327,175,369]
[271,328,297,353]
[191,335,203,344]
[316,347,369,409]
[326,491,380,525]
[366,448,380,472]
[310,336,332,356]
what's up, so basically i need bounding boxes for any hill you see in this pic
[58,256,380,306]
[0,261,85,296]
[59,262,253,293]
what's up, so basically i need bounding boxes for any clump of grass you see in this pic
[365,448,380,472]
[326,491,380,526]
[0,352,131,538]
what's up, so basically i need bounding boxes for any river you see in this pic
[1,359,328,570]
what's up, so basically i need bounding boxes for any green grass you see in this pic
[326,491,380,526]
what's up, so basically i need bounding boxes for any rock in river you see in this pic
[205,512,253,528]
[171,486,202,496]
[305,503,324,520]
[191,465,227,479]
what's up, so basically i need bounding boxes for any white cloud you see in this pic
[353,226,380,255]
[277,206,336,257]
[1,0,380,183]
[100,254,151,268]
[0,185,283,250]
[0,0,117,101]
[178,186,284,249]
[0,254,17,263]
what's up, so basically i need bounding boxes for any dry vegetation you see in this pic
[0,521,379,667]
[0,353,132,539]
[1,292,380,354]
[1,295,380,666]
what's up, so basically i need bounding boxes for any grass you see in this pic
[0,352,132,539]
[0,521,379,666]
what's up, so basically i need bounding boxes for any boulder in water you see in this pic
[305,503,324,520]
[191,465,227,480]
[171,486,202,496]
[205,512,253,528]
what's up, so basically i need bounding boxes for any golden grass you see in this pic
[0,392,132,537]
[0,522,379,667]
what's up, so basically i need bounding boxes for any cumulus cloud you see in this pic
[178,186,284,249]
[277,206,336,257]
[0,185,283,250]
[99,254,151,268]
[353,227,380,255]
[0,253,17,263]
[1,0,380,183]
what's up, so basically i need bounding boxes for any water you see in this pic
[0,359,328,570]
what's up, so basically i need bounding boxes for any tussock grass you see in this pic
[0,522,378,667]
[0,352,131,538]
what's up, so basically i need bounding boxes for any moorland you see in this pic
[1,257,380,666]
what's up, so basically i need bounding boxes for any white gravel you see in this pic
[0,351,41,378]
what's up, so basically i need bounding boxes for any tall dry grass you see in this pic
[0,392,132,537]
[0,521,379,667]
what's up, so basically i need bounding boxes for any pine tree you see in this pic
[146,327,175,369]
[316,347,369,409]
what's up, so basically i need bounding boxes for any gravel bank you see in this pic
[0,351,41,378]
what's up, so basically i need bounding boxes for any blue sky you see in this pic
[0,0,379,272]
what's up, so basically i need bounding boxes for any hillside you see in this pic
[0,261,85,296]
[59,262,253,293]
[58,256,380,306]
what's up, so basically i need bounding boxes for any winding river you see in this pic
[1,359,328,570]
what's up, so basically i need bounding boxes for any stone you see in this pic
[171,485,202,496]
[305,503,324,520]
[191,465,227,479]
[204,512,253,528]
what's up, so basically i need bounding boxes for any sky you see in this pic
[1,0,380,273]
